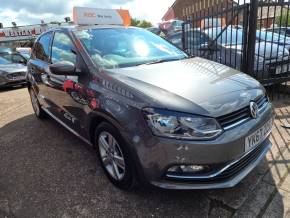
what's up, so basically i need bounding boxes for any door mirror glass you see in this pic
[49,61,76,75]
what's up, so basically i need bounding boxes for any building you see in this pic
[162,7,176,21]
[163,0,283,28]
[0,22,73,49]
[162,0,235,21]
[258,6,282,28]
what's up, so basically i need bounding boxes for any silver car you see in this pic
[0,57,27,88]
[27,26,275,190]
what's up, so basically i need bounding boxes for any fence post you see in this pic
[245,0,259,75]
[182,22,185,51]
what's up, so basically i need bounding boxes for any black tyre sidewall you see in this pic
[28,87,46,119]
[95,122,134,190]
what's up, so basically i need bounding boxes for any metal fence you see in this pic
[182,0,290,96]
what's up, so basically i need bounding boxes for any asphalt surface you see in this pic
[0,87,289,218]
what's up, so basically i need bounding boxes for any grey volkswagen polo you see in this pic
[27,25,275,190]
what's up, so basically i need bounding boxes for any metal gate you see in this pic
[182,0,290,94]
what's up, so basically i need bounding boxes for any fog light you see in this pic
[168,165,205,173]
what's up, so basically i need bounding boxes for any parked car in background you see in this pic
[166,29,210,50]
[268,27,290,37]
[167,27,289,79]
[146,27,162,36]
[0,52,29,65]
[256,30,290,50]
[201,27,289,79]
[0,56,27,88]
[159,19,184,35]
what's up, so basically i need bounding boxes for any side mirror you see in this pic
[49,61,76,76]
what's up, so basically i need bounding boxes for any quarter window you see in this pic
[51,32,76,64]
[35,32,52,62]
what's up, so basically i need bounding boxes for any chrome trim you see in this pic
[42,107,93,146]
[258,101,268,114]
[166,127,272,180]
[223,117,251,130]
[223,102,269,131]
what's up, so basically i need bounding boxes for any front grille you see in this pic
[213,142,266,181]
[217,95,268,129]
[6,72,26,79]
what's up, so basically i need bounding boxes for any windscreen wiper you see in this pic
[137,58,183,66]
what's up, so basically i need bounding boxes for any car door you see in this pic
[46,30,90,135]
[28,31,53,109]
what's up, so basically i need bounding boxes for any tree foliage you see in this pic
[131,18,153,28]
[276,11,290,26]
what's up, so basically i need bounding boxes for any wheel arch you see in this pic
[88,110,148,186]
[88,111,124,146]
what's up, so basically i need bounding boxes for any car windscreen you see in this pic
[74,27,187,69]
[0,56,11,64]
[205,28,244,45]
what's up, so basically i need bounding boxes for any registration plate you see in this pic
[276,64,290,74]
[245,119,273,153]
[11,76,25,81]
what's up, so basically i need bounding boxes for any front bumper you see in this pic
[128,102,275,190]
[152,138,271,189]
[0,74,27,87]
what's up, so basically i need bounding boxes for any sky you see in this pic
[0,0,175,27]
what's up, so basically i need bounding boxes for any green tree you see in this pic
[276,11,290,26]
[131,18,152,28]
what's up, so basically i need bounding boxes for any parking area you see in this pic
[0,87,290,218]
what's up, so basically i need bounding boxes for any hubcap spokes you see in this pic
[98,132,125,180]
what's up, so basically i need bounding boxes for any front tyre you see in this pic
[28,88,46,119]
[95,122,136,190]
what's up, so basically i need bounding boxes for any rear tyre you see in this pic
[95,122,136,190]
[28,87,47,119]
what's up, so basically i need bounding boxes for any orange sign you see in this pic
[73,7,131,26]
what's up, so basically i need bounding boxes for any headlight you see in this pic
[143,108,223,140]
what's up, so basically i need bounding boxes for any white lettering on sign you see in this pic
[0,23,63,42]
[73,7,131,26]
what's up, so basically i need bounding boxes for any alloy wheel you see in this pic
[98,131,126,181]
